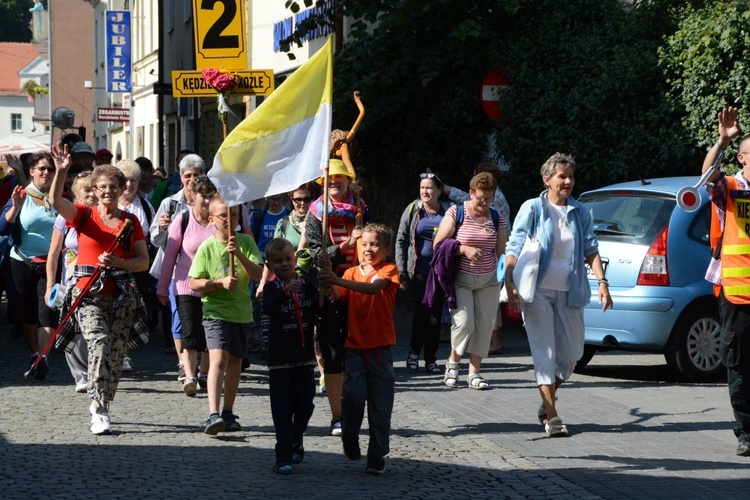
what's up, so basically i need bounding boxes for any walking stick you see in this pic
[25,219,134,380]
[319,165,330,308]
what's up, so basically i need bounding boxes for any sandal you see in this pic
[467,373,489,390]
[444,361,459,388]
[545,416,568,437]
[425,363,442,374]
[406,352,419,371]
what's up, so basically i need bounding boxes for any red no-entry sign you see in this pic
[480,68,508,121]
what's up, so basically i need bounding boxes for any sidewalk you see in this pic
[1,300,747,499]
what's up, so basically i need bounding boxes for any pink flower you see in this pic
[202,68,236,92]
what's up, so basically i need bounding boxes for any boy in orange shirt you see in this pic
[319,223,399,474]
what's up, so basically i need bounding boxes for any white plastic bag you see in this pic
[512,235,540,303]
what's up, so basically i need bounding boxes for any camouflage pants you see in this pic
[75,293,136,412]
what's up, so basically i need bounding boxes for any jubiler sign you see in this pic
[170,70,274,98]
[105,11,131,93]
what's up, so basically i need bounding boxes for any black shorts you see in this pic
[317,301,346,374]
[10,258,58,328]
[177,295,207,351]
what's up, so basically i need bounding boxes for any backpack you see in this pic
[251,204,269,239]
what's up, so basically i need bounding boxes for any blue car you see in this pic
[577,177,722,382]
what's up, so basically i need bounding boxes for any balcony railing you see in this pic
[31,10,48,41]
[33,93,50,121]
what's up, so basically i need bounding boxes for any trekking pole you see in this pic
[25,219,134,380]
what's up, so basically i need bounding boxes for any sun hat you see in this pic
[316,159,354,185]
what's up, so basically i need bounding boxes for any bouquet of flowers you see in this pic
[202,68,238,122]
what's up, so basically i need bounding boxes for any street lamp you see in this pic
[51,106,86,141]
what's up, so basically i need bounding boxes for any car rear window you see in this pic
[579,192,675,245]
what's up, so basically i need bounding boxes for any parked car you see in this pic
[577,177,722,382]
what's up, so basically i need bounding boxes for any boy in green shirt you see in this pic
[189,197,263,435]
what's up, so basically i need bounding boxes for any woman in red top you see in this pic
[49,143,149,436]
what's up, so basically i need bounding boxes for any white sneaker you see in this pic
[122,356,133,372]
[75,380,88,393]
[91,412,111,435]
[183,378,197,397]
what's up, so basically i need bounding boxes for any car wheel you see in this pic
[574,345,597,372]
[665,305,723,382]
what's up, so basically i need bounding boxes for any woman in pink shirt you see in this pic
[157,176,217,397]
[434,172,507,390]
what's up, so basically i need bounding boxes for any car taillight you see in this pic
[637,225,669,286]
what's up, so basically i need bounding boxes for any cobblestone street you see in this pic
[1,302,748,499]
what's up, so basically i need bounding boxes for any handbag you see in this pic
[512,236,540,303]
[511,199,541,303]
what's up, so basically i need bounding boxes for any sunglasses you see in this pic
[420,172,442,185]
[76,171,92,178]
[292,196,312,203]
[34,166,56,173]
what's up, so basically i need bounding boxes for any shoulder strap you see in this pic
[407,201,417,223]
[456,203,464,229]
[176,210,190,257]
[530,198,540,239]
[252,205,268,238]
[489,206,500,231]
[280,217,289,237]
[139,196,153,228]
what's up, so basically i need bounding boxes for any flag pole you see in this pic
[223,121,235,277]
[319,163,330,307]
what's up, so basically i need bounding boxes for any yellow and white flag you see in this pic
[209,37,333,205]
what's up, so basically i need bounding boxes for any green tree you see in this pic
[284,0,698,219]
[660,0,750,157]
[493,0,697,209]
[0,0,34,42]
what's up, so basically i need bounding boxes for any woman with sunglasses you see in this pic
[396,172,452,374]
[0,152,59,380]
[433,172,507,390]
[276,183,314,248]
[49,143,149,435]
[44,171,98,393]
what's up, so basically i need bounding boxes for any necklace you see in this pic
[423,203,440,220]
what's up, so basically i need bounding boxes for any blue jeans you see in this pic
[341,347,395,461]
[269,365,315,465]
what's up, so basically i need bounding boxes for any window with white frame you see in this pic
[11,114,22,132]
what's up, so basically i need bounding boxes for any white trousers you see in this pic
[522,288,584,386]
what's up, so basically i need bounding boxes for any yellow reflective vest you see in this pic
[722,176,750,304]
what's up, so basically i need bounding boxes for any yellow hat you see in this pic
[316,159,354,185]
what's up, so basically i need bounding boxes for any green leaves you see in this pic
[661,0,750,156]
[275,0,717,218]
[0,0,33,42]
